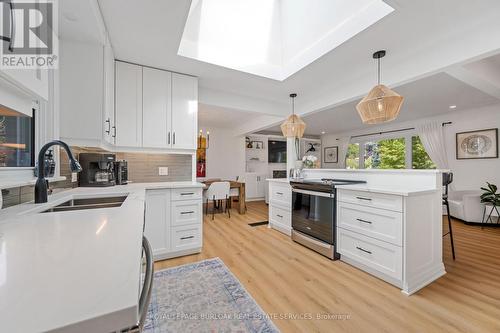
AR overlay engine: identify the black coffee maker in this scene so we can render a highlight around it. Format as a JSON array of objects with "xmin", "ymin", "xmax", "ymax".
[{"xmin": 78, "ymin": 153, "xmax": 116, "ymax": 187}]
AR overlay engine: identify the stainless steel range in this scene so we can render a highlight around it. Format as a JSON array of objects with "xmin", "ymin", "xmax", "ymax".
[{"xmin": 289, "ymin": 178, "xmax": 366, "ymax": 259}]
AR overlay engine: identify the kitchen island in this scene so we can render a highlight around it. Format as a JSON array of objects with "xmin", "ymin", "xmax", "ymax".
[
  {"xmin": 0, "ymin": 181, "xmax": 203, "ymax": 333},
  {"xmin": 268, "ymin": 169, "xmax": 445, "ymax": 295}
]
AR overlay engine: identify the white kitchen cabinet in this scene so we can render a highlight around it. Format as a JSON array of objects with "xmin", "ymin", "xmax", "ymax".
[
  {"xmin": 144, "ymin": 189, "xmax": 171, "ymax": 257},
  {"xmin": 60, "ymin": 40, "xmax": 104, "ymax": 145},
  {"xmin": 142, "ymin": 67, "xmax": 172, "ymax": 148},
  {"xmin": 103, "ymin": 37, "xmax": 115, "ymax": 144},
  {"xmin": 115, "ymin": 61, "xmax": 143, "ymax": 147},
  {"xmin": 144, "ymin": 187, "xmax": 202, "ymax": 261},
  {"xmin": 268, "ymin": 180, "xmax": 292, "ymax": 235},
  {"xmin": 171, "ymin": 73, "xmax": 198, "ymax": 149},
  {"xmin": 245, "ymin": 173, "xmax": 267, "ymax": 200}
]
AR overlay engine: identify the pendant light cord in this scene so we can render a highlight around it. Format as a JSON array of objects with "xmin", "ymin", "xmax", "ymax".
[{"xmin": 378, "ymin": 57, "xmax": 381, "ymax": 85}]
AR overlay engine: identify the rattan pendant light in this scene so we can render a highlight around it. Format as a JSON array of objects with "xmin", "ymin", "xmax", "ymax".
[
  {"xmin": 356, "ymin": 50, "xmax": 404, "ymax": 124},
  {"xmin": 281, "ymin": 93, "xmax": 306, "ymax": 138}
]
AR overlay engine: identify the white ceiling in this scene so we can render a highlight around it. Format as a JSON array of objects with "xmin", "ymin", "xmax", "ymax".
[
  {"xmin": 97, "ymin": 0, "xmax": 500, "ymax": 111},
  {"xmin": 198, "ymin": 104, "xmax": 258, "ymax": 129},
  {"xmin": 178, "ymin": 0, "xmax": 393, "ymax": 80},
  {"xmin": 58, "ymin": 0, "xmax": 106, "ymax": 43},
  {"xmin": 262, "ymin": 73, "xmax": 500, "ymax": 135}
]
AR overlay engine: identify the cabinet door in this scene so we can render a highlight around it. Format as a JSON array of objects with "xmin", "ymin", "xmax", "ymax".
[
  {"xmin": 142, "ymin": 67, "xmax": 172, "ymax": 148},
  {"xmin": 144, "ymin": 189, "xmax": 171, "ymax": 258},
  {"xmin": 256, "ymin": 174, "xmax": 266, "ymax": 198},
  {"xmin": 59, "ymin": 40, "xmax": 103, "ymax": 144},
  {"xmin": 103, "ymin": 38, "xmax": 115, "ymax": 144},
  {"xmin": 245, "ymin": 173, "xmax": 258, "ymax": 199},
  {"xmin": 171, "ymin": 73, "xmax": 197, "ymax": 149},
  {"xmin": 115, "ymin": 61, "xmax": 143, "ymax": 147}
]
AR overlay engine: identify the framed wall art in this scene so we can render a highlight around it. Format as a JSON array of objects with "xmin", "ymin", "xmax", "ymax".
[
  {"xmin": 456, "ymin": 128, "xmax": 498, "ymax": 160},
  {"xmin": 324, "ymin": 146, "xmax": 339, "ymax": 163}
]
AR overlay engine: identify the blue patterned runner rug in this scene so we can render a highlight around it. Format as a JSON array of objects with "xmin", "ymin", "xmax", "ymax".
[{"xmin": 144, "ymin": 257, "xmax": 280, "ymax": 333}]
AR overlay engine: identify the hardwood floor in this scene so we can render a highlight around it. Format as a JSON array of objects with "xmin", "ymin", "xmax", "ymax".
[{"xmin": 155, "ymin": 201, "xmax": 500, "ymax": 333}]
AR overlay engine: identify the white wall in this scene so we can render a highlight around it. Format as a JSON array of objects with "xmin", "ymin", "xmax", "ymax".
[
  {"xmin": 321, "ymin": 104, "xmax": 500, "ymax": 191},
  {"xmin": 198, "ymin": 127, "xmax": 246, "ymax": 181}
]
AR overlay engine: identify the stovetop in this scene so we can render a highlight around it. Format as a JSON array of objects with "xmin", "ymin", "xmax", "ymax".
[{"xmin": 290, "ymin": 178, "xmax": 367, "ymax": 193}]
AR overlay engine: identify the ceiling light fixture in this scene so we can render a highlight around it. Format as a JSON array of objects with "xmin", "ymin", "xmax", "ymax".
[
  {"xmin": 281, "ymin": 93, "xmax": 306, "ymax": 138},
  {"xmin": 356, "ymin": 50, "xmax": 404, "ymax": 124},
  {"xmin": 449, "ymin": 105, "xmax": 457, "ymax": 109}
]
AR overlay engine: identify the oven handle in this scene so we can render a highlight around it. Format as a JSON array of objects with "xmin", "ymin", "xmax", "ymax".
[{"xmin": 292, "ymin": 188, "xmax": 334, "ymax": 198}]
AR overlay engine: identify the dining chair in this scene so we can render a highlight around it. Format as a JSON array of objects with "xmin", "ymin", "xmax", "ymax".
[
  {"xmin": 203, "ymin": 181, "xmax": 231, "ymax": 220},
  {"xmin": 443, "ymin": 172, "xmax": 456, "ymax": 260}
]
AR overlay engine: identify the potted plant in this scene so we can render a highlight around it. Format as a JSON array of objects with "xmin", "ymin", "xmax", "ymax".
[
  {"xmin": 302, "ymin": 155, "xmax": 318, "ymax": 169},
  {"xmin": 480, "ymin": 182, "xmax": 500, "ymax": 206}
]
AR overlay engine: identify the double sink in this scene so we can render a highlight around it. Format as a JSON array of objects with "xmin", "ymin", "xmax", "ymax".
[{"xmin": 41, "ymin": 196, "xmax": 128, "ymax": 213}]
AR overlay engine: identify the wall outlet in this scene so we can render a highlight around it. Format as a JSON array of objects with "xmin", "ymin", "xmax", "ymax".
[
  {"xmin": 71, "ymin": 173, "xmax": 78, "ymax": 183},
  {"xmin": 158, "ymin": 167, "xmax": 169, "ymax": 176}
]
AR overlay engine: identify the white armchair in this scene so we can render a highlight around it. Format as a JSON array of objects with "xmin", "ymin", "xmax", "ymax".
[{"xmin": 447, "ymin": 191, "xmax": 484, "ymax": 223}]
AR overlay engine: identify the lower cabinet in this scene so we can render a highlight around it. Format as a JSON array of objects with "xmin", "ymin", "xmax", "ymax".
[
  {"xmin": 268, "ymin": 181, "xmax": 292, "ymax": 236},
  {"xmin": 144, "ymin": 187, "xmax": 202, "ymax": 261}
]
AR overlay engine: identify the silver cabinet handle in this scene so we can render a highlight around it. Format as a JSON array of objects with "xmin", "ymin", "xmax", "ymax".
[
  {"xmin": 112, "ymin": 126, "xmax": 116, "ymax": 138},
  {"xmin": 181, "ymin": 236, "xmax": 194, "ymax": 240},
  {"xmin": 8, "ymin": 1, "xmax": 14, "ymax": 52},
  {"xmin": 181, "ymin": 211, "xmax": 194, "ymax": 215},
  {"xmin": 276, "ymin": 192, "xmax": 283, "ymax": 195},
  {"xmin": 356, "ymin": 196, "xmax": 372, "ymax": 201},
  {"xmin": 168, "ymin": 132, "xmax": 171, "ymax": 145},
  {"xmin": 356, "ymin": 218, "xmax": 373, "ymax": 224},
  {"xmin": 181, "ymin": 192, "xmax": 194, "ymax": 196},
  {"xmin": 356, "ymin": 246, "xmax": 372, "ymax": 254},
  {"xmin": 105, "ymin": 119, "xmax": 111, "ymax": 134},
  {"xmin": 173, "ymin": 132, "xmax": 176, "ymax": 145},
  {"xmin": 134, "ymin": 236, "xmax": 154, "ymax": 332},
  {"xmin": 276, "ymin": 214, "xmax": 283, "ymax": 218}
]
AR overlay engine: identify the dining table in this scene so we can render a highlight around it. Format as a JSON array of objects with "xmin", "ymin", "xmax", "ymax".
[{"xmin": 202, "ymin": 179, "xmax": 246, "ymax": 214}]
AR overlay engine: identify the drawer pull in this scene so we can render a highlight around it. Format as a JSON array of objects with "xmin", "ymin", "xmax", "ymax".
[
  {"xmin": 276, "ymin": 214, "xmax": 283, "ymax": 218},
  {"xmin": 276, "ymin": 192, "xmax": 284, "ymax": 195},
  {"xmin": 181, "ymin": 211, "xmax": 195, "ymax": 215},
  {"xmin": 356, "ymin": 196, "xmax": 372, "ymax": 201},
  {"xmin": 181, "ymin": 192, "xmax": 195, "ymax": 196},
  {"xmin": 356, "ymin": 246, "xmax": 372, "ymax": 254},
  {"xmin": 356, "ymin": 218, "xmax": 373, "ymax": 224},
  {"xmin": 180, "ymin": 236, "xmax": 195, "ymax": 240}
]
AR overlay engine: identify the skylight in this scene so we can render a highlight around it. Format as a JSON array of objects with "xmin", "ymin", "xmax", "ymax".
[{"xmin": 178, "ymin": 0, "xmax": 394, "ymax": 81}]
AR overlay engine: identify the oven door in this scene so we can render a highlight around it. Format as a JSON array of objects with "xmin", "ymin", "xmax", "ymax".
[{"xmin": 292, "ymin": 189, "xmax": 335, "ymax": 244}]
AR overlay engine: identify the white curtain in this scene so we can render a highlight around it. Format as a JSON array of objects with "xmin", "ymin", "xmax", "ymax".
[
  {"xmin": 416, "ymin": 121, "xmax": 449, "ymax": 169},
  {"xmin": 337, "ymin": 137, "xmax": 351, "ymax": 169}
]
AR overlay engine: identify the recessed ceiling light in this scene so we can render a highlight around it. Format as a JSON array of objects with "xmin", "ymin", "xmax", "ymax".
[
  {"xmin": 321, "ymin": 131, "xmax": 326, "ymax": 135},
  {"xmin": 449, "ymin": 105, "xmax": 457, "ymax": 109}
]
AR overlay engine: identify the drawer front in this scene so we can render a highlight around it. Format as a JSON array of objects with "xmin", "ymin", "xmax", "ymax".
[
  {"xmin": 269, "ymin": 204, "xmax": 291, "ymax": 228},
  {"xmin": 338, "ymin": 228, "xmax": 402, "ymax": 281},
  {"xmin": 171, "ymin": 188, "xmax": 202, "ymax": 201},
  {"xmin": 171, "ymin": 225, "xmax": 202, "ymax": 252},
  {"xmin": 338, "ymin": 189, "xmax": 403, "ymax": 212},
  {"xmin": 338, "ymin": 202, "xmax": 403, "ymax": 246},
  {"xmin": 270, "ymin": 183, "xmax": 291, "ymax": 207},
  {"xmin": 172, "ymin": 200, "xmax": 202, "ymax": 227}
]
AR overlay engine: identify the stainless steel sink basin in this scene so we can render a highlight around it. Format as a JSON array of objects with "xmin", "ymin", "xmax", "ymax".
[{"xmin": 41, "ymin": 196, "xmax": 127, "ymax": 213}]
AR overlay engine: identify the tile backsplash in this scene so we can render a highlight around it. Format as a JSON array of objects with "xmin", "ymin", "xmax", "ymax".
[
  {"xmin": 1, "ymin": 147, "xmax": 193, "ymax": 208},
  {"xmin": 59, "ymin": 147, "xmax": 193, "ymax": 188}
]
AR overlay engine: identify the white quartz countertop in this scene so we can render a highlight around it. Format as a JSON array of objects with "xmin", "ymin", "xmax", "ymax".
[
  {"xmin": 0, "ymin": 181, "xmax": 203, "ymax": 333},
  {"xmin": 267, "ymin": 178, "xmax": 437, "ymax": 196}
]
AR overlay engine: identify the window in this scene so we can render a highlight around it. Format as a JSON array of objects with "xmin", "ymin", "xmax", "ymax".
[
  {"xmin": 412, "ymin": 136, "xmax": 436, "ymax": 169},
  {"xmin": 0, "ymin": 106, "xmax": 34, "ymax": 168},
  {"xmin": 350, "ymin": 134, "xmax": 436, "ymax": 170},
  {"xmin": 364, "ymin": 138, "xmax": 406, "ymax": 169},
  {"xmin": 345, "ymin": 143, "xmax": 359, "ymax": 169}
]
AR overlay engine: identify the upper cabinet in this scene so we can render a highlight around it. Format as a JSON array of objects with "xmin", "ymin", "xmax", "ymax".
[
  {"xmin": 115, "ymin": 62, "xmax": 143, "ymax": 147},
  {"xmin": 142, "ymin": 67, "xmax": 172, "ymax": 148},
  {"xmin": 114, "ymin": 61, "xmax": 198, "ymax": 150},
  {"xmin": 103, "ymin": 37, "xmax": 115, "ymax": 145},
  {"xmin": 171, "ymin": 73, "xmax": 198, "ymax": 150},
  {"xmin": 59, "ymin": 40, "xmax": 104, "ymax": 145}
]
